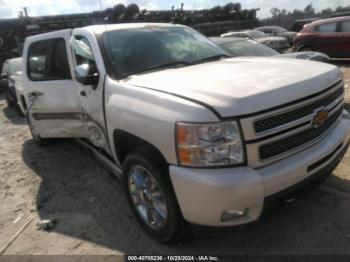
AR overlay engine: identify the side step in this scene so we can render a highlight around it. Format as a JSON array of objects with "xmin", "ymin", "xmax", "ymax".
[{"xmin": 73, "ymin": 138, "xmax": 122, "ymax": 180}]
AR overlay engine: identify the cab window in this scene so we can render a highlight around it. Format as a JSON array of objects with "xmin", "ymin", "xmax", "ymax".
[
  {"xmin": 46, "ymin": 38, "xmax": 71, "ymax": 80},
  {"xmin": 71, "ymin": 35, "xmax": 96, "ymax": 67},
  {"xmin": 28, "ymin": 38, "xmax": 71, "ymax": 81},
  {"xmin": 315, "ymin": 22, "xmax": 338, "ymax": 33},
  {"xmin": 1, "ymin": 62, "xmax": 9, "ymax": 76}
]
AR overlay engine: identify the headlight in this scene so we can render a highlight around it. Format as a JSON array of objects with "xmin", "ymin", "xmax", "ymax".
[{"xmin": 176, "ymin": 121, "xmax": 245, "ymax": 167}]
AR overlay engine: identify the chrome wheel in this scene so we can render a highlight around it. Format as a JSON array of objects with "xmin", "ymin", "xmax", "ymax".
[{"xmin": 128, "ymin": 166, "xmax": 168, "ymax": 230}]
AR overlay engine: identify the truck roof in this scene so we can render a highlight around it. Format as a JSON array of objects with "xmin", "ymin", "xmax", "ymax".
[
  {"xmin": 83, "ymin": 23, "xmax": 185, "ymax": 34},
  {"xmin": 25, "ymin": 23, "xmax": 186, "ymax": 42}
]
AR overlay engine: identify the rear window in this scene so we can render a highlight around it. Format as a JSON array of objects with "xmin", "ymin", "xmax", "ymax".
[{"xmin": 315, "ymin": 22, "xmax": 337, "ymax": 33}]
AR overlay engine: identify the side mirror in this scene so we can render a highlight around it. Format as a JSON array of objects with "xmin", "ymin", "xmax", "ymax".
[{"xmin": 74, "ymin": 64, "xmax": 99, "ymax": 87}]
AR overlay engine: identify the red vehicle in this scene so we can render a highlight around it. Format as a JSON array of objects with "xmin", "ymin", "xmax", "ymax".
[{"xmin": 293, "ymin": 16, "xmax": 350, "ymax": 58}]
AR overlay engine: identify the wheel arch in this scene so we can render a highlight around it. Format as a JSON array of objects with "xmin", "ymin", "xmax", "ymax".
[
  {"xmin": 297, "ymin": 43, "xmax": 315, "ymax": 51},
  {"xmin": 113, "ymin": 129, "xmax": 169, "ymax": 166}
]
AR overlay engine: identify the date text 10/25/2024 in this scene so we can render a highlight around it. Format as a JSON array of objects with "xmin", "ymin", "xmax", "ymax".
[{"xmin": 127, "ymin": 256, "xmax": 220, "ymax": 261}]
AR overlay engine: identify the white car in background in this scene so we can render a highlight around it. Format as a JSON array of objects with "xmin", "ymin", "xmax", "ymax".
[
  {"xmin": 255, "ymin": 26, "xmax": 297, "ymax": 45},
  {"xmin": 221, "ymin": 30, "xmax": 289, "ymax": 51},
  {"xmin": 0, "ymin": 57, "xmax": 26, "ymax": 115},
  {"xmin": 211, "ymin": 37, "xmax": 331, "ymax": 63}
]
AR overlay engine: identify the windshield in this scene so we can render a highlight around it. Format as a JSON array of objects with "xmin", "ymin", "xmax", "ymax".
[
  {"xmin": 274, "ymin": 26, "xmax": 287, "ymax": 33},
  {"xmin": 249, "ymin": 31, "xmax": 268, "ymax": 39},
  {"xmin": 102, "ymin": 26, "xmax": 227, "ymax": 78},
  {"xmin": 219, "ymin": 39, "xmax": 278, "ymax": 57}
]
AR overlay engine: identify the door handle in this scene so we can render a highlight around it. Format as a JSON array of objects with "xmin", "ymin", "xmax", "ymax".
[
  {"xmin": 28, "ymin": 91, "xmax": 44, "ymax": 97},
  {"xmin": 80, "ymin": 90, "xmax": 87, "ymax": 97}
]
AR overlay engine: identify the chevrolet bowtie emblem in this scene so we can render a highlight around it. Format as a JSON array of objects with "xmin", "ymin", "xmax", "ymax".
[{"xmin": 312, "ymin": 110, "xmax": 329, "ymax": 128}]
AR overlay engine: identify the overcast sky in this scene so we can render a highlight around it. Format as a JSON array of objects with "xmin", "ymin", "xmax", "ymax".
[{"xmin": 0, "ymin": 0, "xmax": 349, "ymax": 19}]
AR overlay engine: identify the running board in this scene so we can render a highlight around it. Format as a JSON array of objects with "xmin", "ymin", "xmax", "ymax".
[{"xmin": 74, "ymin": 138, "xmax": 122, "ymax": 180}]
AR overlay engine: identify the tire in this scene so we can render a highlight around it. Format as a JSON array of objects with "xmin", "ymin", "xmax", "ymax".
[
  {"xmin": 15, "ymin": 104, "xmax": 24, "ymax": 117},
  {"xmin": 26, "ymin": 112, "xmax": 53, "ymax": 146},
  {"xmin": 6, "ymin": 96, "xmax": 14, "ymax": 107},
  {"xmin": 122, "ymin": 147, "xmax": 188, "ymax": 242}
]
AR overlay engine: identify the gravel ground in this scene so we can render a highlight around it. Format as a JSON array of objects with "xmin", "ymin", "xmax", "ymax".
[{"xmin": 0, "ymin": 65, "xmax": 350, "ymax": 256}]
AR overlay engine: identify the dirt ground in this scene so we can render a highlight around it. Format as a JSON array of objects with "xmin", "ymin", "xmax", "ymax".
[{"xmin": 0, "ymin": 64, "xmax": 350, "ymax": 256}]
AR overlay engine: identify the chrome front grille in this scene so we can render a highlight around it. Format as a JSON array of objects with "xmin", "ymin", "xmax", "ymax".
[
  {"xmin": 259, "ymin": 107, "xmax": 343, "ymax": 160},
  {"xmin": 240, "ymin": 80, "xmax": 345, "ymax": 168},
  {"xmin": 254, "ymin": 87, "xmax": 344, "ymax": 134}
]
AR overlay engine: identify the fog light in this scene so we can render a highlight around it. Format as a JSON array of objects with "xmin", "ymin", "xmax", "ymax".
[{"xmin": 221, "ymin": 208, "xmax": 248, "ymax": 222}]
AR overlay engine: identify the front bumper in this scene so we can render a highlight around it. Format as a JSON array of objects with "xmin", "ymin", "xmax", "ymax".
[{"xmin": 169, "ymin": 112, "xmax": 350, "ymax": 227}]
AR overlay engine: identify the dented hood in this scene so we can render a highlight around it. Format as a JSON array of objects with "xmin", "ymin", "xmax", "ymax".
[{"xmin": 123, "ymin": 57, "xmax": 341, "ymax": 118}]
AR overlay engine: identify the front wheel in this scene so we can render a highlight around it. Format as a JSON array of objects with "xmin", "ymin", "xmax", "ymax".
[
  {"xmin": 5, "ymin": 96, "xmax": 14, "ymax": 107},
  {"xmin": 123, "ymin": 147, "xmax": 188, "ymax": 242}
]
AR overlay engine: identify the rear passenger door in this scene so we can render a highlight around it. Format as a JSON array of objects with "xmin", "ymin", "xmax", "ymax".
[
  {"xmin": 339, "ymin": 20, "xmax": 350, "ymax": 57},
  {"xmin": 23, "ymin": 30, "xmax": 86, "ymax": 138},
  {"xmin": 313, "ymin": 22, "xmax": 341, "ymax": 57}
]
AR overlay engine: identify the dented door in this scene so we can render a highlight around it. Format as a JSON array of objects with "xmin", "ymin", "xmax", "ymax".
[
  {"xmin": 70, "ymin": 29, "xmax": 110, "ymax": 152},
  {"xmin": 24, "ymin": 29, "xmax": 86, "ymax": 138}
]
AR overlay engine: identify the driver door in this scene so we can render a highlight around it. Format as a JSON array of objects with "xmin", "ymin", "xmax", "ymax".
[{"xmin": 24, "ymin": 30, "xmax": 86, "ymax": 138}]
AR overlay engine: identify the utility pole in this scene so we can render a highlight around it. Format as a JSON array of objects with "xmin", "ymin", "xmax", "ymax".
[{"xmin": 23, "ymin": 7, "xmax": 29, "ymax": 17}]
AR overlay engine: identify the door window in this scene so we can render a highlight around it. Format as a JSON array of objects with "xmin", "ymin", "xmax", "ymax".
[
  {"xmin": 46, "ymin": 38, "xmax": 71, "ymax": 80},
  {"xmin": 1, "ymin": 62, "xmax": 9, "ymax": 75},
  {"xmin": 315, "ymin": 22, "xmax": 337, "ymax": 33},
  {"xmin": 71, "ymin": 36, "xmax": 96, "ymax": 66},
  {"xmin": 27, "ymin": 40, "xmax": 48, "ymax": 81},
  {"xmin": 262, "ymin": 28, "xmax": 273, "ymax": 34},
  {"xmin": 341, "ymin": 21, "xmax": 350, "ymax": 32},
  {"xmin": 27, "ymin": 38, "xmax": 71, "ymax": 81}
]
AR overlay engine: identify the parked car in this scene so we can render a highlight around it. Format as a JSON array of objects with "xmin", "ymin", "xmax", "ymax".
[
  {"xmin": 291, "ymin": 18, "xmax": 320, "ymax": 32},
  {"xmin": 293, "ymin": 16, "xmax": 350, "ymax": 58},
  {"xmin": 211, "ymin": 37, "xmax": 331, "ymax": 63},
  {"xmin": 255, "ymin": 26, "xmax": 297, "ymax": 45},
  {"xmin": 23, "ymin": 23, "xmax": 350, "ymax": 242},
  {"xmin": 0, "ymin": 57, "xmax": 26, "ymax": 115},
  {"xmin": 221, "ymin": 30, "xmax": 289, "ymax": 51}
]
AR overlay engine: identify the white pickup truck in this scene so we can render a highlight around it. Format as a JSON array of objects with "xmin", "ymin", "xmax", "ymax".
[{"xmin": 22, "ymin": 23, "xmax": 350, "ymax": 242}]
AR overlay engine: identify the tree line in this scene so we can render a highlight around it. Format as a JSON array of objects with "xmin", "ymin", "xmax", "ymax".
[{"xmin": 261, "ymin": 3, "xmax": 350, "ymax": 30}]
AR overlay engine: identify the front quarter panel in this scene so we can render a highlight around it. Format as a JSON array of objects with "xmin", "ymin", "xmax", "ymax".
[{"xmin": 104, "ymin": 76, "xmax": 219, "ymax": 166}]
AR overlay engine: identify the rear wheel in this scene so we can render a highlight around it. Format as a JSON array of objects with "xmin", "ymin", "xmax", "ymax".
[{"xmin": 123, "ymin": 147, "xmax": 188, "ymax": 242}]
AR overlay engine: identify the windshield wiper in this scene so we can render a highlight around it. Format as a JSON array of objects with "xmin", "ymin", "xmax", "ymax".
[
  {"xmin": 123, "ymin": 61, "xmax": 193, "ymax": 78},
  {"xmin": 193, "ymin": 54, "xmax": 231, "ymax": 65}
]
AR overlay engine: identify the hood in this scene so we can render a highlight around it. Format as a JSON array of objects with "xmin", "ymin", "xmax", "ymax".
[
  {"xmin": 275, "ymin": 51, "xmax": 331, "ymax": 62},
  {"xmin": 258, "ymin": 36, "xmax": 287, "ymax": 43},
  {"xmin": 122, "ymin": 57, "xmax": 341, "ymax": 118},
  {"xmin": 283, "ymin": 31, "xmax": 297, "ymax": 36}
]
